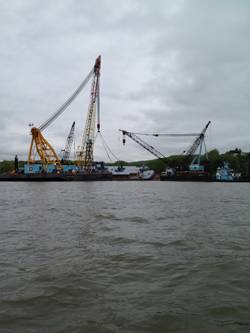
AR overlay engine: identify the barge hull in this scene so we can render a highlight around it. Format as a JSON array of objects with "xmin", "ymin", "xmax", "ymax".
[
  {"xmin": 160, "ymin": 175, "xmax": 250, "ymax": 182},
  {"xmin": 0, "ymin": 173, "xmax": 112, "ymax": 181}
]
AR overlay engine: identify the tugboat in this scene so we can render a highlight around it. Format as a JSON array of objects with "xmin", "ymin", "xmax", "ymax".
[{"xmin": 216, "ymin": 162, "xmax": 234, "ymax": 181}]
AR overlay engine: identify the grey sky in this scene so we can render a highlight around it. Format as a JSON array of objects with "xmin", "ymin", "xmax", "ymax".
[{"xmin": 0, "ymin": 0, "xmax": 249, "ymax": 162}]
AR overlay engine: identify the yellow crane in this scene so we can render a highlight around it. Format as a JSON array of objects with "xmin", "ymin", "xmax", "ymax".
[{"xmin": 27, "ymin": 56, "xmax": 101, "ymax": 171}]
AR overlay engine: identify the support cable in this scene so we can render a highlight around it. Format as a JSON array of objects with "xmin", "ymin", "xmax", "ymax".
[
  {"xmin": 100, "ymin": 133, "xmax": 120, "ymax": 161},
  {"xmin": 39, "ymin": 69, "xmax": 94, "ymax": 131},
  {"xmin": 130, "ymin": 132, "xmax": 200, "ymax": 137},
  {"xmin": 93, "ymin": 132, "xmax": 112, "ymax": 161}
]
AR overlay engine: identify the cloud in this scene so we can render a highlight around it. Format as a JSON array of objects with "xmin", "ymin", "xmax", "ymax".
[{"xmin": 0, "ymin": 0, "xmax": 249, "ymax": 162}]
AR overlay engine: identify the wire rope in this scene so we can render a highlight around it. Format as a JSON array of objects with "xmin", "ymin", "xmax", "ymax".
[{"xmin": 39, "ymin": 69, "xmax": 94, "ymax": 131}]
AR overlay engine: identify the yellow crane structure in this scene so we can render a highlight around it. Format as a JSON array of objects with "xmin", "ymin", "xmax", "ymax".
[
  {"xmin": 28, "ymin": 127, "xmax": 61, "ymax": 168},
  {"xmin": 27, "ymin": 56, "xmax": 101, "ymax": 172}
]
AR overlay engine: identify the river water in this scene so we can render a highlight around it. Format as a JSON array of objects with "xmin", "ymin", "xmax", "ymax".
[{"xmin": 0, "ymin": 182, "xmax": 250, "ymax": 332}]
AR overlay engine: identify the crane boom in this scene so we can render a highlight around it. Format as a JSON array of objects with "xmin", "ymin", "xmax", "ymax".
[
  {"xmin": 184, "ymin": 121, "xmax": 211, "ymax": 156},
  {"xmin": 120, "ymin": 129, "xmax": 168, "ymax": 164},
  {"xmin": 77, "ymin": 56, "xmax": 101, "ymax": 171},
  {"xmin": 62, "ymin": 121, "xmax": 75, "ymax": 161}
]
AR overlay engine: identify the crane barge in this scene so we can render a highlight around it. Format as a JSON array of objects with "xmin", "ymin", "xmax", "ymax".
[
  {"xmin": 120, "ymin": 122, "xmax": 212, "ymax": 181},
  {"xmin": 0, "ymin": 56, "xmax": 111, "ymax": 181},
  {"xmin": 161, "ymin": 121, "xmax": 212, "ymax": 180}
]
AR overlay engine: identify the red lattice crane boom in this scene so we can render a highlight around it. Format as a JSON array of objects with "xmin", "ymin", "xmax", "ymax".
[{"xmin": 76, "ymin": 56, "xmax": 101, "ymax": 171}]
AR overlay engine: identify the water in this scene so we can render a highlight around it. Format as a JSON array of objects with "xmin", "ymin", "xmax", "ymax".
[{"xmin": 0, "ymin": 182, "xmax": 250, "ymax": 332}]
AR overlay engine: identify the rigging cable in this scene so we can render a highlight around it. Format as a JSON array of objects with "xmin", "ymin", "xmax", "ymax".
[
  {"xmin": 99, "ymin": 132, "xmax": 120, "ymax": 162},
  {"xmin": 39, "ymin": 69, "xmax": 94, "ymax": 131},
  {"xmin": 93, "ymin": 132, "xmax": 112, "ymax": 161},
  {"xmin": 129, "ymin": 132, "xmax": 200, "ymax": 137}
]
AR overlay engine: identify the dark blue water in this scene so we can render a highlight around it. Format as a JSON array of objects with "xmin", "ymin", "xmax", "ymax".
[{"xmin": 0, "ymin": 182, "xmax": 250, "ymax": 332}]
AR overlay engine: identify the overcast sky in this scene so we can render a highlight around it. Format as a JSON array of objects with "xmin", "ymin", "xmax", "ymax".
[{"xmin": 0, "ymin": 0, "xmax": 249, "ymax": 162}]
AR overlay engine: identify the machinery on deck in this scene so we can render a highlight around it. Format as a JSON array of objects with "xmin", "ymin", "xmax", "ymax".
[{"xmin": 27, "ymin": 56, "xmax": 101, "ymax": 173}]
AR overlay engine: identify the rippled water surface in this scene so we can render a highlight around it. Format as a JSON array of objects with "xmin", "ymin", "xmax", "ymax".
[{"xmin": 0, "ymin": 182, "xmax": 250, "ymax": 332}]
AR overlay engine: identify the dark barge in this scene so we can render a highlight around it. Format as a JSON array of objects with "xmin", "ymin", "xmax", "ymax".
[
  {"xmin": 160, "ymin": 170, "xmax": 211, "ymax": 181},
  {"xmin": 160, "ymin": 173, "xmax": 250, "ymax": 182},
  {"xmin": 0, "ymin": 172, "xmax": 112, "ymax": 181}
]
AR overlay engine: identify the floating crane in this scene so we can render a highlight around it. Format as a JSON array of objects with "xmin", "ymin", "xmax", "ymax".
[
  {"xmin": 120, "ymin": 123, "xmax": 211, "ymax": 181},
  {"xmin": 61, "ymin": 121, "xmax": 75, "ymax": 162},
  {"xmin": 28, "ymin": 56, "xmax": 101, "ymax": 171}
]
